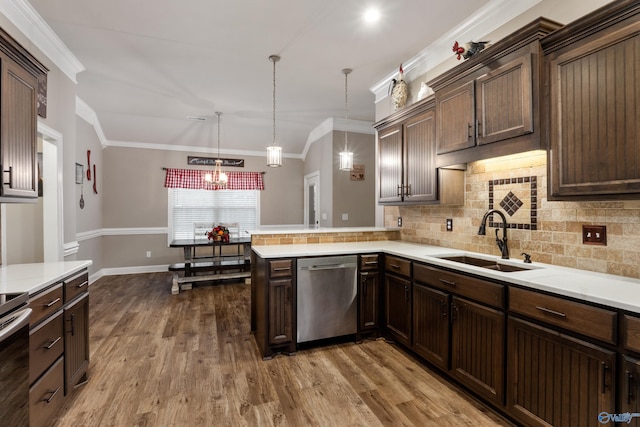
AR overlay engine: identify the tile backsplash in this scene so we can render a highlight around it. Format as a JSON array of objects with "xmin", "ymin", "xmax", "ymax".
[
  {"xmin": 384, "ymin": 151, "xmax": 640, "ymax": 279},
  {"xmin": 251, "ymin": 230, "xmax": 400, "ymax": 246}
]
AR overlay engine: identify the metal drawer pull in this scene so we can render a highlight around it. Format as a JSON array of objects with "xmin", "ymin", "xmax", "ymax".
[
  {"xmin": 45, "ymin": 336, "xmax": 62, "ymax": 349},
  {"xmin": 44, "ymin": 298, "xmax": 61, "ymax": 308},
  {"xmin": 440, "ymin": 279, "xmax": 456, "ymax": 287},
  {"xmin": 364, "ymin": 261, "xmax": 378, "ymax": 265},
  {"xmin": 535, "ymin": 306, "xmax": 567, "ymax": 318},
  {"xmin": 361, "ymin": 272, "xmax": 369, "ymax": 276},
  {"xmin": 44, "ymin": 386, "xmax": 61, "ymax": 403},
  {"xmin": 76, "ymin": 281, "xmax": 88, "ymax": 288},
  {"xmin": 273, "ymin": 267, "xmax": 290, "ymax": 271},
  {"xmin": 390, "ymin": 264, "xmax": 401, "ymax": 269},
  {"xmin": 602, "ymin": 362, "xmax": 609, "ymax": 394}
]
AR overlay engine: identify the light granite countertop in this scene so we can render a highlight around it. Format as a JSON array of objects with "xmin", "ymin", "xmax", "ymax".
[
  {"xmin": 0, "ymin": 260, "xmax": 93, "ymax": 296},
  {"xmin": 252, "ymin": 241, "xmax": 640, "ymax": 314},
  {"xmin": 247, "ymin": 226, "xmax": 398, "ymax": 235}
]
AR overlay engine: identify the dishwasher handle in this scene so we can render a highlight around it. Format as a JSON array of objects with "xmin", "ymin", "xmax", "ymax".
[{"xmin": 301, "ymin": 263, "xmax": 355, "ymax": 271}]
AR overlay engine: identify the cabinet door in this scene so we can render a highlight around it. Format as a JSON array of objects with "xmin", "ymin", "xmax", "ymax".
[
  {"xmin": 476, "ymin": 54, "xmax": 533, "ymax": 145},
  {"xmin": 384, "ymin": 274, "xmax": 411, "ymax": 347},
  {"xmin": 547, "ymin": 24, "xmax": 640, "ymax": 197},
  {"xmin": 378, "ymin": 124, "xmax": 403, "ymax": 203},
  {"xmin": 64, "ymin": 293, "xmax": 89, "ymax": 393},
  {"xmin": 451, "ymin": 296, "xmax": 504, "ymax": 406},
  {"xmin": 620, "ymin": 356, "xmax": 640, "ymax": 427},
  {"xmin": 359, "ymin": 271, "xmax": 379, "ymax": 332},
  {"xmin": 507, "ymin": 317, "xmax": 615, "ymax": 427},
  {"xmin": 0, "ymin": 57, "xmax": 38, "ymax": 198},
  {"xmin": 413, "ymin": 283, "xmax": 449, "ymax": 370},
  {"xmin": 436, "ymin": 80, "xmax": 475, "ymax": 154},
  {"xmin": 268, "ymin": 278, "xmax": 293, "ymax": 346},
  {"xmin": 404, "ymin": 109, "xmax": 437, "ymax": 202}
]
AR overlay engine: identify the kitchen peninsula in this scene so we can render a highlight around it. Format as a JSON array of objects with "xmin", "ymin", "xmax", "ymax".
[{"xmin": 251, "ymin": 239, "xmax": 640, "ymax": 425}]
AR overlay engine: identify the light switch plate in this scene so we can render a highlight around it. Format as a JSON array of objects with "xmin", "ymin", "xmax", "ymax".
[
  {"xmin": 446, "ymin": 219, "xmax": 453, "ymax": 231},
  {"xmin": 341, "ymin": 213, "xmax": 349, "ymax": 221},
  {"xmin": 583, "ymin": 225, "xmax": 607, "ymax": 245}
]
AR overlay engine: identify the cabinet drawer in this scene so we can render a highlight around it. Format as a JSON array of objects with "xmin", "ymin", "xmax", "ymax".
[
  {"xmin": 625, "ymin": 315, "xmax": 640, "ymax": 353},
  {"xmin": 269, "ymin": 259, "xmax": 293, "ymax": 278},
  {"xmin": 360, "ymin": 254, "xmax": 379, "ymax": 271},
  {"xmin": 415, "ymin": 263, "xmax": 504, "ymax": 309},
  {"xmin": 385, "ymin": 256, "xmax": 411, "ymax": 278},
  {"xmin": 29, "ymin": 356, "xmax": 64, "ymax": 427},
  {"xmin": 29, "ymin": 311, "xmax": 64, "ymax": 384},
  {"xmin": 509, "ymin": 287, "xmax": 617, "ymax": 344},
  {"xmin": 29, "ymin": 285, "xmax": 63, "ymax": 327},
  {"xmin": 64, "ymin": 270, "xmax": 89, "ymax": 303}
]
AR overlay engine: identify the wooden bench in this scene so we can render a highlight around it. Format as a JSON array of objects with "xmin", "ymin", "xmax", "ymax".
[{"xmin": 168, "ymin": 259, "xmax": 250, "ymax": 294}]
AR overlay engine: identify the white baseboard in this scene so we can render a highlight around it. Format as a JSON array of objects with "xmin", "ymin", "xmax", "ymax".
[{"xmin": 91, "ymin": 265, "xmax": 169, "ymax": 283}]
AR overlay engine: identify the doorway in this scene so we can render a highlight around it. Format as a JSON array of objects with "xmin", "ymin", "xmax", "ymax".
[{"xmin": 304, "ymin": 172, "xmax": 320, "ymax": 228}]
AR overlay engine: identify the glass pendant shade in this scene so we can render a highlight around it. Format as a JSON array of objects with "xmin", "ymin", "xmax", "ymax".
[
  {"xmin": 207, "ymin": 112, "xmax": 228, "ymax": 186},
  {"xmin": 339, "ymin": 150, "xmax": 354, "ymax": 171},
  {"xmin": 267, "ymin": 55, "xmax": 283, "ymax": 167},
  {"xmin": 267, "ymin": 145, "xmax": 282, "ymax": 168}
]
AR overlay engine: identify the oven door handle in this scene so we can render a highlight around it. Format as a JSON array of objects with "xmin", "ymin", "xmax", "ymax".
[{"xmin": 0, "ymin": 308, "xmax": 32, "ymax": 343}]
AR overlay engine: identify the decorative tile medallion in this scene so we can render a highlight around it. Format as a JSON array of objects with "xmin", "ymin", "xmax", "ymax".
[{"xmin": 488, "ymin": 176, "xmax": 537, "ymax": 230}]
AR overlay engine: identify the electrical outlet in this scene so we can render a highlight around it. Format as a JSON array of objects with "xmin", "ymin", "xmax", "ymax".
[
  {"xmin": 342, "ymin": 213, "xmax": 349, "ymax": 221},
  {"xmin": 583, "ymin": 225, "xmax": 607, "ymax": 246},
  {"xmin": 397, "ymin": 217, "xmax": 402, "ymax": 227},
  {"xmin": 446, "ymin": 218, "xmax": 453, "ymax": 231},
  {"xmin": 146, "ymin": 251, "xmax": 151, "ymax": 258}
]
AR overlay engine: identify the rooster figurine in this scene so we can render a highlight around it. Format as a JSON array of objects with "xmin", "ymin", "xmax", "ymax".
[
  {"xmin": 389, "ymin": 64, "xmax": 409, "ymax": 111},
  {"xmin": 452, "ymin": 40, "xmax": 490, "ymax": 60}
]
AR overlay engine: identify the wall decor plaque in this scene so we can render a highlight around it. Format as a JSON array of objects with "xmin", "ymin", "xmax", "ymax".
[
  {"xmin": 350, "ymin": 164, "xmax": 365, "ymax": 181},
  {"xmin": 187, "ymin": 156, "xmax": 244, "ymax": 167}
]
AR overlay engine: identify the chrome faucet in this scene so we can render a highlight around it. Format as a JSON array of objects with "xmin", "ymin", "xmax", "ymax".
[{"xmin": 478, "ymin": 209, "xmax": 509, "ymax": 259}]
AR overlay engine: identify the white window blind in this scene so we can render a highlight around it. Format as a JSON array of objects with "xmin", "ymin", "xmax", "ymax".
[{"xmin": 169, "ymin": 188, "xmax": 258, "ymax": 240}]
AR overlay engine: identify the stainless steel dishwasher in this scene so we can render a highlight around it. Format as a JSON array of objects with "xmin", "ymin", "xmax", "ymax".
[{"xmin": 297, "ymin": 255, "xmax": 358, "ymax": 343}]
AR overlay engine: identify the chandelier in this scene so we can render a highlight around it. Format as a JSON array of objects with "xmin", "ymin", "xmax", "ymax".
[
  {"xmin": 204, "ymin": 112, "xmax": 228, "ymax": 186},
  {"xmin": 339, "ymin": 68, "xmax": 354, "ymax": 171}
]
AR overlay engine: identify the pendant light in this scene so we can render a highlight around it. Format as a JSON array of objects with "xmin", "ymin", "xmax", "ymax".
[
  {"xmin": 205, "ymin": 112, "xmax": 228, "ymax": 186},
  {"xmin": 339, "ymin": 68, "xmax": 354, "ymax": 171},
  {"xmin": 267, "ymin": 54, "xmax": 283, "ymax": 167}
]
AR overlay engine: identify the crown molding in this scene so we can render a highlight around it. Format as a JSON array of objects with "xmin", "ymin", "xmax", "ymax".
[
  {"xmin": 76, "ymin": 96, "xmax": 109, "ymax": 146},
  {"xmin": 0, "ymin": 0, "xmax": 85, "ymax": 82},
  {"xmin": 369, "ymin": 0, "xmax": 542, "ymax": 102},
  {"xmin": 300, "ymin": 117, "xmax": 374, "ymax": 160}
]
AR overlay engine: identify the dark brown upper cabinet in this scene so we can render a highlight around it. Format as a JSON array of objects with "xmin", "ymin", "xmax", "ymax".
[
  {"xmin": 0, "ymin": 28, "xmax": 47, "ymax": 202},
  {"xmin": 430, "ymin": 18, "xmax": 562, "ymax": 167},
  {"xmin": 542, "ymin": 0, "xmax": 640, "ymax": 200}
]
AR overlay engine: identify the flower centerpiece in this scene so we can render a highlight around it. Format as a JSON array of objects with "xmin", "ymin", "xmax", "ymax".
[{"xmin": 206, "ymin": 225, "xmax": 230, "ymax": 242}]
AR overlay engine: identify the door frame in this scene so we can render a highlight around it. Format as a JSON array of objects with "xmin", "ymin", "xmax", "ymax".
[{"xmin": 303, "ymin": 171, "xmax": 320, "ymax": 228}]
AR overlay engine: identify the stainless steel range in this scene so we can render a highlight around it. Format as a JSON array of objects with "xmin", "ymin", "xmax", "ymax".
[{"xmin": 0, "ymin": 292, "xmax": 31, "ymax": 427}]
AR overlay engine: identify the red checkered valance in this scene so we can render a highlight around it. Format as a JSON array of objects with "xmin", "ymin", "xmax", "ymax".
[{"xmin": 163, "ymin": 168, "xmax": 265, "ymax": 190}]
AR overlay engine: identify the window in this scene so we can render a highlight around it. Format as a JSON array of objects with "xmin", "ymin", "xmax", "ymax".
[{"xmin": 168, "ymin": 188, "xmax": 259, "ymax": 241}]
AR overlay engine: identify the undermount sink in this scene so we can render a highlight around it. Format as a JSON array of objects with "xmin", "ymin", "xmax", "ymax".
[{"xmin": 435, "ymin": 255, "xmax": 537, "ymax": 273}]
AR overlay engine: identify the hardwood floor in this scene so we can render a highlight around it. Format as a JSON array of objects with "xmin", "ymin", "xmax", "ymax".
[{"xmin": 53, "ymin": 273, "xmax": 511, "ymax": 426}]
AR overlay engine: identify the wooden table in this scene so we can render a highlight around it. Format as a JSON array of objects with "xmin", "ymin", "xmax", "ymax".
[{"xmin": 169, "ymin": 237, "xmax": 252, "ymax": 294}]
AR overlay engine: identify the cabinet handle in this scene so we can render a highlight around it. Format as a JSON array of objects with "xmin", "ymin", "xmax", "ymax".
[
  {"xmin": 76, "ymin": 281, "xmax": 88, "ymax": 288},
  {"xmin": 476, "ymin": 120, "xmax": 482, "ymax": 137},
  {"xmin": 397, "ymin": 185, "xmax": 403, "ymax": 197},
  {"xmin": 467, "ymin": 123, "xmax": 472, "ymax": 139},
  {"xmin": 2, "ymin": 165, "xmax": 13, "ymax": 188},
  {"xmin": 602, "ymin": 362, "xmax": 608, "ymax": 394},
  {"xmin": 390, "ymin": 264, "xmax": 401, "ymax": 269},
  {"xmin": 44, "ymin": 298, "xmax": 61, "ymax": 308},
  {"xmin": 70, "ymin": 313, "xmax": 76, "ymax": 336},
  {"xmin": 43, "ymin": 386, "xmax": 61, "ymax": 404},
  {"xmin": 273, "ymin": 267, "xmax": 290, "ymax": 272},
  {"xmin": 441, "ymin": 300, "xmax": 447, "ymax": 318},
  {"xmin": 535, "ymin": 306, "xmax": 567, "ymax": 318},
  {"xmin": 405, "ymin": 184, "xmax": 411, "ymax": 197},
  {"xmin": 45, "ymin": 336, "xmax": 62, "ymax": 349},
  {"xmin": 440, "ymin": 279, "xmax": 456, "ymax": 287},
  {"xmin": 361, "ymin": 271, "xmax": 369, "ymax": 276},
  {"xmin": 364, "ymin": 261, "xmax": 378, "ymax": 265},
  {"xmin": 451, "ymin": 303, "xmax": 457, "ymax": 321},
  {"xmin": 404, "ymin": 285, "xmax": 409, "ymax": 302},
  {"xmin": 627, "ymin": 370, "xmax": 634, "ymax": 405}
]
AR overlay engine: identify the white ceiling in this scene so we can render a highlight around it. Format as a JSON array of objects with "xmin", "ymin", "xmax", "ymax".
[{"xmin": 28, "ymin": 0, "xmax": 499, "ymax": 157}]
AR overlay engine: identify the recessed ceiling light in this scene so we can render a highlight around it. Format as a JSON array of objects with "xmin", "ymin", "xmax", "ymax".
[{"xmin": 363, "ymin": 7, "xmax": 380, "ymax": 24}]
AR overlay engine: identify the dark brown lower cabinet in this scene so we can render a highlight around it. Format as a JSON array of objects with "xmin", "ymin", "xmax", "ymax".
[
  {"xmin": 384, "ymin": 274, "xmax": 412, "ymax": 347},
  {"xmin": 359, "ymin": 271, "xmax": 379, "ymax": 332},
  {"xmin": 412, "ymin": 283, "xmax": 449, "ymax": 370},
  {"xmin": 507, "ymin": 317, "xmax": 616, "ymax": 427},
  {"xmin": 451, "ymin": 296, "xmax": 504, "ymax": 406},
  {"xmin": 620, "ymin": 356, "xmax": 640, "ymax": 427},
  {"xmin": 268, "ymin": 278, "xmax": 293, "ymax": 346},
  {"xmin": 64, "ymin": 293, "xmax": 89, "ymax": 393}
]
